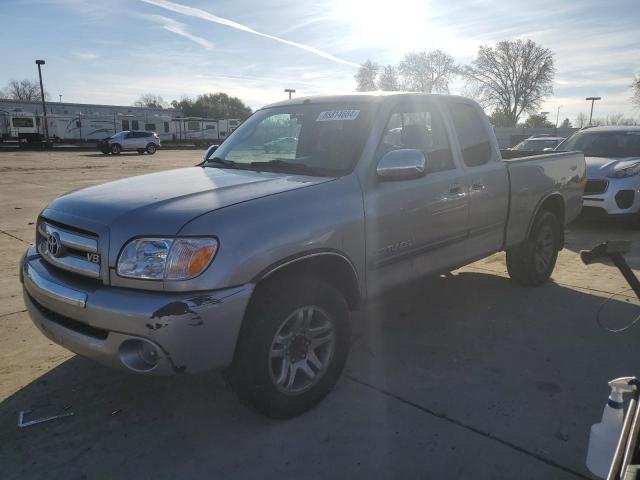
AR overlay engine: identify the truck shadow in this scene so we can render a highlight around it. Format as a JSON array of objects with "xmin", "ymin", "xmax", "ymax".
[{"xmin": 1, "ymin": 271, "xmax": 637, "ymax": 478}]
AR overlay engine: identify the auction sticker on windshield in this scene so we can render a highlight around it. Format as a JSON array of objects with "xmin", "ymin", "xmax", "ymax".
[{"xmin": 316, "ymin": 110, "xmax": 360, "ymax": 122}]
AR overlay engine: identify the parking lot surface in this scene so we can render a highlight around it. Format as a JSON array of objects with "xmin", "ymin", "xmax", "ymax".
[{"xmin": 1, "ymin": 150, "xmax": 639, "ymax": 479}]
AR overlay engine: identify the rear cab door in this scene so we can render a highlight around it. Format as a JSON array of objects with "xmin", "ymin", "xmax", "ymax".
[{"xmin": 445, "ymin": 100, "xmax": 509, "ymax": 259}]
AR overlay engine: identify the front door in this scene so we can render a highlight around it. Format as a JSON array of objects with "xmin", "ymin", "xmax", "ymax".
[{"xmin": 364, "ymin": 100, "xmax": 469, "ymax": 296}]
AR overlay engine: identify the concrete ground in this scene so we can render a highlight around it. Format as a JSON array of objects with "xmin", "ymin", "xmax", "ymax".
[{"xmin": 1, "ymin": 150, "xmax": 639, "ymax": 479}]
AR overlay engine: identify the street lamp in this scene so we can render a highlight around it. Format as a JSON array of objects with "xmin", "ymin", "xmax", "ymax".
[
  {"xmin": 555, "ymin": 105, "xmax": 563, "ymax": 128},
  {"xmin": 284, "ymin": 88, "xmax": 296, "ymax": 100},
  {"xmin": 59, "ymin": 94, "xmax": 62, "ymax": 103},
  {"xmin": 35, "ymin": 59, "xmax": 49, "ymax": 144},
  {"xmin": 586, "ymin": 97, "xmax": 602, "ymax": 126}
]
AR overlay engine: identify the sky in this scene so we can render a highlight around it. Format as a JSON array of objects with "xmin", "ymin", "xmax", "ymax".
[{"xmin": 2, "ymin": 0, "xmax": 639, "ymax": 123}]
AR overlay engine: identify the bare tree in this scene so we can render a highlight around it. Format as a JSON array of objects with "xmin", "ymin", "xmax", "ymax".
[
  {"xmin": 463, "ymin": 40, "xmax": 555, "ymax": 126},
  {"xmin": 354, "ymin": 60, "xmax": 379, "ymax": 92},
  {"xmin": 605, "ymin": 113, "xmax": 637, "ymax": 126},
  {"xmin": 377, "ymin": 65, "xmax": 400, "ymax": 91},
  {"xmin": 398, "ymin": 50, "xmax": 457, "ymax": 93},
  {"xmin": 132, "ymin": 94, "xmax": 166, "ymax": 109},
  {"xmin": 559, "ymin": 118, "xmax": 572, "ymax": 128},
  {"xmin": 2, "ymin": 79, "xmax": 49, "ymax": 101},
  {"xmin": 575, "ymin": 112, "xmax": 588, "ymax": 128},
  {"xmin": 632, "ymin": 76, "xmax": 640, "ymax": 108}
]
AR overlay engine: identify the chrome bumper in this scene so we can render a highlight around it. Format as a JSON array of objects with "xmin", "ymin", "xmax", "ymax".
[{"xmin": 21, "ymin": 246, "xmax": 254, "ymax": 375}]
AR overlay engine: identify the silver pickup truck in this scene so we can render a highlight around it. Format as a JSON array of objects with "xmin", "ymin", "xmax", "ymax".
[{"xmin": 20, "ymin": 93, "xmax": 585, "ymax": 418}]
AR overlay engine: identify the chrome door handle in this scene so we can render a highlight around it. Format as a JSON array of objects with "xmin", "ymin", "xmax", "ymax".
[
  {"xmin": 471, "ymin": 182, "xmax": 486, "ymax": 191},
  {"xmin": 449, "ymin": 184, "xmax": 463, "ymax": 194}
]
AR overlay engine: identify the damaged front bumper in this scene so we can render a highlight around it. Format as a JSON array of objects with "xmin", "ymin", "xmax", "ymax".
[{"xmin": 20, "ymin": 246, "xmax": 254, "ymax": 375}]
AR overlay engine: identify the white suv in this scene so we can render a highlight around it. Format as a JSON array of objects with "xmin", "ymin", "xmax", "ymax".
[{"xmin": 99, "ymin": 131, "xmax": 161, "ymax": 155}]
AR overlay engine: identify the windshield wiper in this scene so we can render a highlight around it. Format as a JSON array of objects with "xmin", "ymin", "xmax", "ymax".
[
  {"xmin": 249, "ymin": 159, "xmax": 312, "ymax": 172},
  {"xmin": 201, "ymin": 157, "xmax": 238, "ymax": 169}
]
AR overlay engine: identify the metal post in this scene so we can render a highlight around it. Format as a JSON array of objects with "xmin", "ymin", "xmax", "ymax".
[
  {"xmin": 586, "ymin": 97, "xmax": 601, "ymax": 126},
  {"xmin": 59, "ymin": 94, "xmax": 62, "ymax": 103},
  {"xmin": 284, "ymin": 88, "xmax": 296, "ymax": 100},
  {"xmin": 35, "ymin": 60, "xmax": 49, "ymax": 144}
]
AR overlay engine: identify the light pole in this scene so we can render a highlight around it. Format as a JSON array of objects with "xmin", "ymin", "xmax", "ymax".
[
  {"xmin": 586, "ymin": 97, "xmax": 601, "ymax": 126},
  {"xmin": 284, "ymin": 88, "xmax": 296, "ymax": 100},
  {"xmin": 59, "ymin": 94, "xmax": 62, "ymax": 103},
  {"xmin": 35, "ymin": 60, "xmax": 50, "ymax": 144},
  {"xmin": 555, "ymin": 105, "xmax": 563, "ymax": 128}
]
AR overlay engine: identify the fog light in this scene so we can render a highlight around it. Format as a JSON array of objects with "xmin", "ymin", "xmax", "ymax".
[{"xmin": 119, "ymin": 339, "xmax": 159, "ymax": 372}]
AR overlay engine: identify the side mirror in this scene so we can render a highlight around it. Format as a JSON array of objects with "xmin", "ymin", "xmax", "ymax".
[
  {"xmin": 203, "ymin": 144, "xmax": 218, "ymax": 161},
  {"xmin": 377, "ymin": 149, "xmax": 427, "ymax": 180}
]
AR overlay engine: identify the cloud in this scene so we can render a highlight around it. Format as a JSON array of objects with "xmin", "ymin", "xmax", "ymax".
[
  {"xmin": 139, "ymin": 0, "xmax": 361, "ymax": 68},
  {"xmin": 145, "ymin": 14, "xmax": 215, "ymax": 51},
  {"xmin": 72, "ymin": 51, "xmax": 98, "ymax": 61}
]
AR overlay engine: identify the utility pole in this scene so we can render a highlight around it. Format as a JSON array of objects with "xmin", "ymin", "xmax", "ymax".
[
  {"xmin": 586, "ymin": 97, "xmax": 601, "ymax": 126},
  {"xmin": 59, "ymin": 94, "xmax": 62, "ymax": 103},
  {"xmin": 284, "ymin": 88, "xmax": 296, "ymax": 100},
  {"xmin": 35, "ymin": 60, "xmax": 49, "ymax": 144}
]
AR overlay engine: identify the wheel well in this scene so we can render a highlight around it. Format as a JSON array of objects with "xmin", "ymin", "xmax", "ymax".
[
  {"xmin": 254, "ymin": 254, "xmax": 361, "ymax": 311},
  {"xmin": 536, "ymin": 194, "xmax": 565, "ymax": 248}
]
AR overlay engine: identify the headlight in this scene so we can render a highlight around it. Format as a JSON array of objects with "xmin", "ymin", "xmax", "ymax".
[
  {"xmin": 117, "ymin": 237, "xmax": 218, "ymax": 280},
  {"xmin": 607, "ymin": 162, "xmax": 640, "ymax": 179}
]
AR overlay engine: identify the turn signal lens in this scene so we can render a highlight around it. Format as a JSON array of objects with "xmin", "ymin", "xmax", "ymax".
[{"xmin": 165, "ymin": 238, "xmax": 218, "ymax": 280}]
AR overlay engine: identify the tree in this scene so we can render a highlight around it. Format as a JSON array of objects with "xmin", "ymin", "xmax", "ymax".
[
  {"xmin": 354, "ymin": 60, "xmax": 379, "ymax": 92},
  {"xmin": 489, "ymin": 109, "xmax": 515, "ymax": 127},
  {"xmin": 575, "ymin": 112, "xmax": 588, "ymax": 128},
  {"xmin": 398, "ymin": 50, "xmax": 457, "ymax": 93},
  {"xmin": 377, "ymin": 65, "xmax": 400, "ymax": 91},
  {"xmin": 559, "ymin": 118, "xmax": 572, "ymax": 128},
  {"xmin": 171, "ymin": 93, "xmax": 252, "ymax": 119},
  {"xmin": 1, "ymin": 79, "xmax": 49, "ymax": 101},
  {"xmin": 632, "ymin": 76, "xmax": 640, "ymax": 108},
  {"xmin": 132, "ymin": 94, "xmax": 166, "ymax": 109},
  {"xmin": 464, "ymin": 39, "xmax": 555, "ymax": 126},
  {"xmin": 523, "ymin": 113, "xmax": 554, "ymax": 128}
]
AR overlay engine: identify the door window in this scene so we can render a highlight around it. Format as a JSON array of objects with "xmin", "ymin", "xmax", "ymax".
[
  {"xmin": 377, "ymin": 104, "xmax": 454, "ymax": 173},
  {"xmin": 131, "ymin": 120, "xmax": 139, "ymax": 130},
  {"xmin": 447, "ymin": 102, "xmax": 493, "ymax": 167}
]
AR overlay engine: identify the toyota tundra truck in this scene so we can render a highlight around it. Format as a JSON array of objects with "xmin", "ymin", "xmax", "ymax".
[{"xmin": 20, "ymin": 93, "xmax": 586, "ymax": 418}]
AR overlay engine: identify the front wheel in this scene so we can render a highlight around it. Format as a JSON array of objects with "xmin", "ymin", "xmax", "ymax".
[
  {"xmin": 506, "ymin": 210, "xmax": 560, "ymax": 286},
  {"xmin": 110, "ymin": 144, "xmax": 121, "ymax": 155},
  {"xmin": 227, "ymin": 275, "xmax": 351, "ymax": 418},
  {"xmin": 146, "ymin": 143, "xmax": 157, "ymax": 155}
]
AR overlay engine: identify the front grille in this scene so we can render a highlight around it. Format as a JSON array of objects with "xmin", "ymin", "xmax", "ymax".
[
  {"xmin": 29, "ymin": 293, "xmax": 109, "ymax": 340},
  {"xmin": 37, "ymin": 219, "xmax": 101, "ymax": 280},
  {"xmin": 584, "ymin": 179, "xmax": 609, "ymax": 195}
]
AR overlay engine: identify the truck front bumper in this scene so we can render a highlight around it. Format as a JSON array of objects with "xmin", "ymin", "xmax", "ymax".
[{"xmin": 21, "ymin": 246, "xmax": 254, "ymax": 375}]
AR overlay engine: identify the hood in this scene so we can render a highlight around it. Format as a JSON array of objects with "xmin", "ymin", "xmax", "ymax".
[
  {"xmin": 585, "ymin": 156, "xmax": 640, "ymax": 179},
  {"xmin": 44, "ymin": 167, "xmax": 334, "ymax": 237}
]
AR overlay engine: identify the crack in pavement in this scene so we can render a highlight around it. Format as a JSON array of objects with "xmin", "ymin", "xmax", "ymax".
[
  {"xmin": 345, "ymin": 374, "xmax": 591, "ymax": 480},
  {"xmin": 0, "ymin": 309, "xmax": 27, "ymax": 318},
  {"xmin": 0, "ymin": 229, "xmax": 31, "ymax": 245}
]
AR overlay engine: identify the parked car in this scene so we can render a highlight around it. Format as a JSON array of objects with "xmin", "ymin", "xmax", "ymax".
[
  {"xmin": 98, "ymin": 130, "xmax": 160, "ymax": 155},
  {"xmin": 555, "ymin": 126, "xmax": 640, "ymax": 225},
  {"xmin": 21, "ymin": 93, "xmax": 585, "ymax": 418},
  {"xmin": 511, "ymin": 135, "xmax": 565, "ymax": 152},
  {"xmin": 264, "ymin": 136, "xmax": 297, "ymax": 153}
]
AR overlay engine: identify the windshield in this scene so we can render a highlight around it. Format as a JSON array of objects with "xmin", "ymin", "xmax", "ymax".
[
  {"xmin": 556, "ymin": 130, "xmax": 640, "ymax": 156},
  {"xmin": 513, "ymin": 139, "xmax": 559, "ymax": 151},
  {"xmin": 206, "ymin": 103, "xmax": 373, "ymax": 175}
]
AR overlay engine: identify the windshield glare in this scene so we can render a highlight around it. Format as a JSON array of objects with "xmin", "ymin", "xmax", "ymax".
[
  {"xmin": 556, "ymin": 130, "xmax": 640, "ymax": 156},
  {"xmin": 209, "ymin": 103, "xmax": 372, "ymax": 175},
  {"xmin": 513, "ymin": 139, "xmax": 559, "ymax": 151}
]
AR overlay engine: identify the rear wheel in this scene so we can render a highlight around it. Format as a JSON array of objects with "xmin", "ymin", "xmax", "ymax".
[
  {"xmin": 227, "ymin": 275, "xmax": 350, "ymax": 418},
  {"xmin": 146, "ymin": 143, "xmax": 157, "ymax": 155},
  {"xmin": 110, "ymin": 144, "xmax": 121, "ymax": 155},
  {"xmin": 506, "ymin": 210, "xmax": 560, "ymax": 286}
]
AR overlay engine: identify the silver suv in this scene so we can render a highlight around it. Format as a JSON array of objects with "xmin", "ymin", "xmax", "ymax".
[{"xmin": 99, "ymin": 130, "xmax": 161, "ymax": 155}]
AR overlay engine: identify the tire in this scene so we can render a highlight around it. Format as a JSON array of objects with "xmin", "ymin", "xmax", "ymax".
[
  {"xmin": 137, "ymin": 149, "xmax": 145, "ymax": 155},
  {"xmin": 110, "ymin": 144, "xmax": 121, "ymax": 155},
  {"xmin": 506, "ymin": 210, "xmax": 560, "ymax": 286},
  {"xmin": 146, "ymin": 143, "xmax": 157, "ymax": 155},
  {"xmin": 227, "ymin": 274, "xmax": 351, "ymax": 418}
]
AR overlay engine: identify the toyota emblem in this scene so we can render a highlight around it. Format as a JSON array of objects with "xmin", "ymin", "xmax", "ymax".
[{"xmin": 47, "ymin": 232, "xmax": 63, "ymax": 257}]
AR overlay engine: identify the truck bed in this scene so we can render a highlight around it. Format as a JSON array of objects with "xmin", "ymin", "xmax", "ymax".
[{"xmin": 501, "ymin": 150, "xmax": 586, "ymax": 248}]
